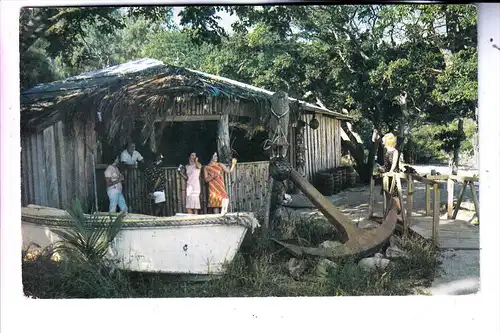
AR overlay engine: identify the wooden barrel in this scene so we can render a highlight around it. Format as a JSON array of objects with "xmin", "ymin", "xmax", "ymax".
[
  {"xmin": 347, "ymin": 166, "xmax": 357, "ymax": 187},
  {"xmin": 315, "ymin": 171, "xmax": 334, "ymax": 196},
  {"xmin": 339, "ymin": 167, "xmax": 347, "ymax": 189},
  {"xmin": 333, "ymin": 168, "xmax": 342, "ymax": 193}
]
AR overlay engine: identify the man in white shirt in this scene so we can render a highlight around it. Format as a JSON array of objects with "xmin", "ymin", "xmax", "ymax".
[
  {"xmin": 120, "ymin": 142, "xmax": 144, "ymax": 167},
  {"xmin": 104, "ymin": 157, "xmax": 128, "ymax": 213}
]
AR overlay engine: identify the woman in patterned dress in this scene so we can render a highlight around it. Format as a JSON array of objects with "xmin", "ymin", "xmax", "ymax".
[
  {"xmin": 203, "ymin": 152, "xmax": 237, "ymax": 214},
  {"xmin": 379, "ymin": 133, "xmax": 402, "ymax": 215},
  {"xmin": 178, "ymin": 152, "xmax": 202, "ymax": 214}
]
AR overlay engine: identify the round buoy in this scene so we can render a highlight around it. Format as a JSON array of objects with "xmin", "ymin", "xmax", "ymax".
[{"xmin": 309, "ymin": 117, "xmax": 319, "ymax": 130}]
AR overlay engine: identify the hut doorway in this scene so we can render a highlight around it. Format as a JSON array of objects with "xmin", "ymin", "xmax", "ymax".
[{"xmin": 159, "ymin": 121, "xmax": 219, "ymax": 167}]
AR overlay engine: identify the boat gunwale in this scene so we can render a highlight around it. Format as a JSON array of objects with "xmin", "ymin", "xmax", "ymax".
[{"xmin": 21, "ymin": 212, "xmax": 259, "ymax": 229}]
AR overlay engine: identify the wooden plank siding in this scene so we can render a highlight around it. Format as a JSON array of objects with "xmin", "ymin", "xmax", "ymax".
[
  {"xmin": 21, "ymin": 91, "xmax": 344, "ymax": 214},
  {"xmin": 300, "ymin": 113, "xmax": 342, "ymax": 182},
  {"xmin": 21, "ymin": 119, "xmax": 97, "ymax": 211}
]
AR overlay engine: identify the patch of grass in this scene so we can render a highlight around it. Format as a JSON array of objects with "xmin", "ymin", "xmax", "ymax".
[
  {"xmin": 322, "ymin": 235, "xmax": 439, "ymax": 296},
  {"xmin": 23, "ymin": 246, "xmax": 136, "ymax": 298},
  {"xmin": 23, "ymin": 229, "xmax": 438, "ymax": 298}
]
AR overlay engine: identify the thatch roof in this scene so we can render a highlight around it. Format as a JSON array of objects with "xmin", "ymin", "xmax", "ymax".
[{"xmin": 21, "ymin": 58, "xmax": 351, "ymax": 143}]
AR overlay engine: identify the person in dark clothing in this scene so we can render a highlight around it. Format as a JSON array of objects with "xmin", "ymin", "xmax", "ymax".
[{"xmin": 144, "ymin": 153, "xmax": 166, "ymax": 216}]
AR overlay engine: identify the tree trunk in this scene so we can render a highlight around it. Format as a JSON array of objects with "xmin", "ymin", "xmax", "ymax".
[
  {"xmin": 396, "ymin": 92, "xmax": 409, "ymax": 165},
  {"xmin": 377, "ymin": 141, "xmax": 384, "ymax": 165},
  {"xmin": 341, "ymin": 127, "xmax": 380, "ymax": 184},
  {"xmin": 451, "ymin": 118, "xmax": 464, "ymax": 175}
]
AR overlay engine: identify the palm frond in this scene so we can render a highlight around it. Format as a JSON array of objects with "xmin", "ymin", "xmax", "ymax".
[{"xmin": 52, "ymin": 200, "xmax": 125, "ymax": 266}]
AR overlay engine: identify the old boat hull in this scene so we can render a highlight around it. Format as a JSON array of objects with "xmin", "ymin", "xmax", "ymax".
[{"xmin": 22, "ymin": 205, "xmax": 259, "ymax": 275}]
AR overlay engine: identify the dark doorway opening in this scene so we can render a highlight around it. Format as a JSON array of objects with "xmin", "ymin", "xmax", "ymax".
[
  {"xmin": 159, "ymin": 121, "xmax": 219, "ymax": 166},
  {"xmin": 229, "ymin": 127, "xmax": 269, "ymax": 162}
]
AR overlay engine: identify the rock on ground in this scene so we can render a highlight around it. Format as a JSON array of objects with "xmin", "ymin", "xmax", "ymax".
[
  {"xmin": 358, "ymin": 257, "xmax": 391, "ymax": 272},
  {"xmin": 316, "ymin": 259, "xmax": 338, "ymax": 278},
  {"xmin": 319, "ymin": 240, "xmax": 343, "ymax": 249},
  {"xmin": 288, "ymin": 258, "xmax": 308, "ymax": 279}
]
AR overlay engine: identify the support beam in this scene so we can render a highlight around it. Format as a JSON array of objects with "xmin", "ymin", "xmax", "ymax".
[
  {"xmin": 217, "ymin": 114, "xmax": 231, "ymax": 165},
  {"xmin": 406, "ymin": 174, "xmax": 413, "ymax": 232},
  {"xmin": 452, "ymin": 182, "xmax": 467, "ymax": 219},
  {"xmin": 155, "ymin": 115, "xmax": 223, "ymax": 122},
  {"xmin": 425, "ymin": 184, "xmax": 431, "ymax": 216},
  {"xmin": 432, "ymin": 183, "xmax": 440, "ymax": 247},
  {"xmin": 368, "ymin": 175, "xmax": 375, "ymax": 218},
  {"xmin": 447, "ymin": 178, "xmax": 454, "ymax": 219},
  {"xmin": 469, "ymin": 181, "xmax": 480, "ymax": 219},
  {"xmin": 396, "ymin": 174, "xmax": 406, "ymax": 233}
]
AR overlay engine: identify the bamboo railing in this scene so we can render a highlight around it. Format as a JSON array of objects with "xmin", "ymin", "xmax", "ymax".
[{"xmin": 97, "ymin": 161, "xmax": 270, "ymax": 216}]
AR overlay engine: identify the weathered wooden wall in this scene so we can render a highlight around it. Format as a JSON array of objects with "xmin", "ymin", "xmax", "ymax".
[
  {"xmin": 300, "ymin": 113, "xmax": 342, "ymax": 181},
  {"xmin": 21, "ymin": 120, "xmax": 97, "ymax": 210},
  {"xmin": 95, "ymin": 161, "xmax": 270, "ymax": 215}
]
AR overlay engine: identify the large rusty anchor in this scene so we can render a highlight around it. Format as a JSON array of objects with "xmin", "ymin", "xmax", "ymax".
[{"xmin": 270, "ymin": 157, "xmax": 398, "ymax": 260}]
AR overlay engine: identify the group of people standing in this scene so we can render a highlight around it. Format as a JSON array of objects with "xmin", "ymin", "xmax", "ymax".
[{"xmin": 104, "ymin": 142, "xmax": 237, "ymax": 216}]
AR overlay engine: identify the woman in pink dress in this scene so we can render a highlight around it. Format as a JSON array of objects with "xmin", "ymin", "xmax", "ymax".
[{"xmin": 178, "ymin": 152, "xmax": 202, "ymax": 214}]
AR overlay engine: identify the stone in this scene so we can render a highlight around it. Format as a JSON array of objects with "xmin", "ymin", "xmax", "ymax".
[
  {"xmin": 389, "ymin": 235, "xmax": 403, "ymax": 249},
  {"xmin": 386, "ymin": 235, "xmax": 408, "ymax": 258},
  {"xmin": 316, "ymin": 258, "xmax": 338, "ymax": 278},
  {"xmin": 358, "ymin": 257, "xmax": 391, "ymax": 272},
  {"xmin": 288, "ymin": 258, "xmax": 308, "ymax": 279},
  {"xmin": 386, "ymin": 246, "xmax": 409, "ymax": 259},
  {"xmin": 374, "ymin": 252, "xmax": 384, "ymax": 259},
  {"xmin": 319, "ymin": 240, "xmax": 343, "ymax": 249}
]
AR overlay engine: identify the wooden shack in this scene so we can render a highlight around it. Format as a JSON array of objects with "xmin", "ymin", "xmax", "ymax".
[{"xmin": 20, "ymin": 58, "xmax": 351, "ymax": 214}]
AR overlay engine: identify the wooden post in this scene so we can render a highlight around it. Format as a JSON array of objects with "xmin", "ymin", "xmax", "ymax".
[
  {"xmin": 270, "ymin": 91, "xmax": 290, "ymax": 158},
  {"xmin": 406, "ymin": 174, "xmax": 413, "ymax": 233},
  {"xmin": 382, "ymin": 174, "xmax": 388, "ymax": 216},
  {"xmin": 368, "ymin": 175, "xmax": 375, "ymax": 218},
  {"xmin": 218, "ymin": 114, "xmax": 232, "ymax": 207},
  {"xmin": 396, "ymin": 174, "xmax": 406, "ymax": 230},
  {"xmin": 469, "ymin": 180, "xmax": 480, "ymax": 219},
  {"xmin": 268, "ymin": 91, "xmax": 290, "ymax": 231},
  {"xmin": 425, "ymin": 184, "xmax": 431, "ymax": 216},
  {"xmin": 452, "ymin": 181, "xmax": 467, "ymax": 219},
  {"xmin": 263, "ymin": 176, "xmax": 274, "ymax": 230},
  {"xmin": 447, "ymin": 178, "xmax": 454, "ymax": 219},
  {"xmin": 432, "ymin": 183, "xmax": 440, "ymax": 247},
  {"xmin": 217, "ymin": 114, "xmax": 231, "ymax": 165}
]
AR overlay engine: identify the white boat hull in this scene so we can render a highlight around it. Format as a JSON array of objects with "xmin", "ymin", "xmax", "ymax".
[
  {"xmin": 22, "ymin": 206, "xmax": 258, "ymax": 275},
  {"xmin": 111, "ymin": 224, "xmax": 247, "ymax": 274}
]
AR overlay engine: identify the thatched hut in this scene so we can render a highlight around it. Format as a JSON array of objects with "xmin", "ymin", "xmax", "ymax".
[{"xmin": 21, "ymin": 58, "xmax": 351, "ymax": 214}]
